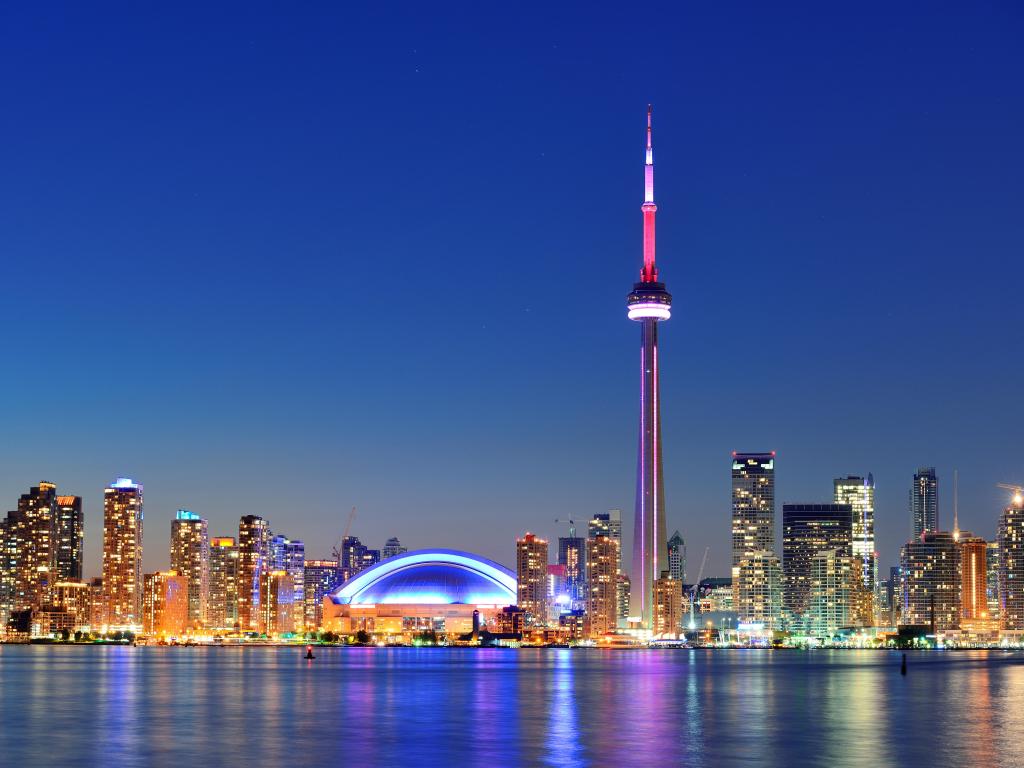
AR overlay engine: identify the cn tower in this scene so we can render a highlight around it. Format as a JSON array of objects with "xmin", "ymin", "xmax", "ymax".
[{"xmin": 628, "ymin": 105, "xmax": 671, "ymax": 629}]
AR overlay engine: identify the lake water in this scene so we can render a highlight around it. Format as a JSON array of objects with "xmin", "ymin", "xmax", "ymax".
[{"xmin": 0, "ymin": 646, "xmax": 1020, "ymax": 767}]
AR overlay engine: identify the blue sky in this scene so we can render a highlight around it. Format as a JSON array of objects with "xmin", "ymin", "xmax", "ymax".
[{"xmin": 0, "ymin": 2, "xmax": 1021, "ymax": 577}]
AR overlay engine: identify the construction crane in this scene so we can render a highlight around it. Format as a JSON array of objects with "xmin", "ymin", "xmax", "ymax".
[
  {"xmin": 687, "ymin": 546, "xmax": 710, "ymax": 631},
  {"xmin": 554, "ymin": 518, "xmax": 577, "ymax": 538},
  {"xmin": 331, "ymin": 507, "xmax": 357, "ymax": 564}
]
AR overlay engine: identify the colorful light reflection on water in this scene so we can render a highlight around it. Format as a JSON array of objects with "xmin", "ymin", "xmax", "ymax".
[{"xmin": 1, "ymin": 647, "xmax": 1023, "ymax": 767}]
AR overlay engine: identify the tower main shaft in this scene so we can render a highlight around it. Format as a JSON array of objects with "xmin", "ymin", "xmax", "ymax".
[{"xmin": 628, "ymin": 105, "xmax": 672, "ymax": 629}]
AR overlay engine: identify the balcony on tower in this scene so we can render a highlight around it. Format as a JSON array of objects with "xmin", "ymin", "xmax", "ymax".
[{"xmin": 627, "ymin": 281, "xmax": 672, "ymax": 321}]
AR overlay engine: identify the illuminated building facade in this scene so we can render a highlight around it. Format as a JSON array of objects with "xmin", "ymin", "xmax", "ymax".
[
  {"xmin": 667, "ymin": 530, "xmax": 685, "ymax": 583},
  {"xmin": 558, "ymin": 532, "xmax": 587, "ymax": 608},
  {"xmin": 323, "ymin": 549, "xmax": 516, "ymax": 638},
  {"xmin": 617, "ymin": 573, "xmax": 630, "ymax": 626},
  {"xmin": 807, "ymin": 550, "xmax": 853, "ymax": 637},
  {"xmin": 732, "ymin": 453, "xmax": 776, "ymax": 606},
  {"xmin": 986, "ymin": 541, "xmax": 1000, "ymax": 621},
  {"xmin": 628, "ymin": 107, "xmax": 672, "ymax": 629},
  {"xmin": 782, "ymin": 503, "xmax": 852, "ymax": 628},
  {"xmin": 102, "ymin": 478, "xmax": 143, "ymax": 627},
  {"xmin": 142, "ymin": 570, "xmax": 188, "ymax": 636},
  {"xmin": 54, "ymin": 581, "xmax": 91, "ymax": 629},
  {"xmin": 736, "ymin": 551, "xmax": 781, "ymax": 630},
  {"xmin": 304, "ymin": 560, "xmax": 343, "ymax": 632},
  {"xmin": 998, "ymin": 493, "xmax": 1024, "ymax": 632},
  {"xmin": 237, "ymin": 515, "xmax": 270, "ymax": 632},
  {"xmin": 259, "ymin": 569, "xmax": 297, "ymax": 635},
  {"xmin": 911, "ymin": 467, "xmax": 939, "ymax": 539},
  {"xmin": 516, "ymin": 533, "xmax": 549, "ymax": 626},
  {"xmin": 834, "ymin": 475, "xmax": 875, "ymax": 592},
  {"xmin": 900, "ymin": 531, "xmax": 959, "ymax": 631},
  {"xmin": 54, "ymin": 495, "xmax": 83, "ymax": 583},
  {"xmin": 546, "ymin": 564, "xmax": 568, "ymax": 623},
  {"xmin": 382, "ymin": 537, "xmax": 407, "ymax": 560},
  {"xmin": 170, "ymin": 510, "xmax": 209, "ymax": 629},
  {"xmin": 588, "ymin": 510, "xmax": 622, "ymax": 545},
  {"xmin": 587, "ymin": 535, "xmax": 619, "ymax": 636},
  {"xmin": 959, "ymin": 534, "xmax": 988, "ymax": 621},
  {"xmin": 87, "ymin": 576, "xmax": 105, "ymax": 627},
  {"xmin": 652, "ymin": 572, "xmax": 683, "ymax": 636},
  {"xmin": 270, "ymin": 534, "xmax": 305, "ymax": 628},
  {"xmin": 208, "ymin": 537, "xmax": 238, "ymax": 630},
  {"xmin": 9, "ymin": 482, "xmax": 58, "ymax": 612}
]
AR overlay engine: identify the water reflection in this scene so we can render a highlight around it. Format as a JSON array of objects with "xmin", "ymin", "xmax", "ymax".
[
  {"xmin": 544, "ymin": 650, "xmax": 581, "ymax": 767},
  {"xmin": 0, "ymin": 648, "xmax": 1022, "ymax": 767}
]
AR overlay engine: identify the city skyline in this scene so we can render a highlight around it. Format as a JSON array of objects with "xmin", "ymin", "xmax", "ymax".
[{"xmin": 1, "ymin": 4, "xmax": 1022, "ymax": 581}]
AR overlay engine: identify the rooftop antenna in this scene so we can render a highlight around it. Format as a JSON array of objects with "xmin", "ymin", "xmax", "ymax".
[{"xmin": 953, "ymin": 470, "xmax": 960, "ymax": 542}]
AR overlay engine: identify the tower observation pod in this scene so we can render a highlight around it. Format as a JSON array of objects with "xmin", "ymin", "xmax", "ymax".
[{"xmin": 628, "ymin": 105, "xmax": 672, "ymax": 629}]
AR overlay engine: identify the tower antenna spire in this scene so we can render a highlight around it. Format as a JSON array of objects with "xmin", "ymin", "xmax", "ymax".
[
  {"xmin": 953, "ymin": 469, "xmax": 960, "ymax": 541},
  {"xmin": 641, "ymin": 104, "xmax": 657, "ymax": 280}
]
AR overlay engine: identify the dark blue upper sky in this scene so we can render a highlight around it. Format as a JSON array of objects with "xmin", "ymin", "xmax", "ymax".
[{"xmin": 1, "ymin": 2, "xmax": 1021, "ymax": 577}]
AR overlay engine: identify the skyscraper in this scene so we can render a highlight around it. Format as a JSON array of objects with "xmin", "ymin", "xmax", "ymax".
[
  {"xmin": 269, "ymin": 534, "xmax": 304, "ymax": 627},
  {"xmin": 9, "ymin": 482, "xmax": 58, "ymax": 611},
  {"xmin": 588, "ymin": 510, "xmax": 622, "ymax": 543},
  {"xmin": 237, "ymin": 515, "xmax": 270, "ymax": 632},
  {"xmin": 732, "ymin": 453, "xmax": 776, "ymax": 608},
  {"xmin": 834, "ymin": 475, "xmax": 875, "ymax": 591},
  {"xmin": 958, "ymin": 534, "xmax": 988, "ymax": 621},
  {"xmin": 587, "ymin": 535, "xmax": 619, "ymax": 637},
  {"xmin": 102, "ymin": 478, "xmax": 143, "ymax": 627},
  {"xmin": 911, "ymin": 467, "xmax": 939, "ymax": 539},
  {"xmin": 382, "ymin": 537, "xmax": 407, "ymax": 560},
  {"xmin": 54, "ymin": 495, "xmax": 83, "ymax": 583},
  {"xmin": 900, "ymin": 531, "xmax": 959, "ymax": 631},
  {"xmin": 667, "ymin": 530, "xmax": 685, "ymax": 583},
  {"xmin": 782, "ymin": 503, "xmax": 853, "ymax": 628},
  {"xmin": 170, "ymin": 510, "xmax": 210, "ymax": 629},
  {"xmin": 303, "ymin": 559, "xmax": 343, "ymax": 632},
  {"xmin": 516, "ymin": 533, "xmax": 548, "ymax": 626},
  {"xmin": 628, "ymin": 107, "xmax": 672, "ymax": 628},
  {"xmin": 208, "ymin": 537, "xmax": 238, "ymax": 630},
  {"xmin": 558, "ymin": 531, "xmax": 587, "ymax": 609},
  {"xmin": 340, "ymin": 536, "xmax": 380, "ymax": 580},
  {"xmin": 998, "ymin": 491, "xmax": 1024, "ymax": 632}
]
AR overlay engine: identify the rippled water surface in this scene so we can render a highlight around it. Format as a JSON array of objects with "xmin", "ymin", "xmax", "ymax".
[{"xmin": 1, "ymin": 646, "xmax": 1022, "ymax": 767}]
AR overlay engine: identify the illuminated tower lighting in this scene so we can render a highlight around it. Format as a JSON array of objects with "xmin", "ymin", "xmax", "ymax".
[{"xmin": 628, "ymin": 106, "xmax": 672, "ymax": 628}]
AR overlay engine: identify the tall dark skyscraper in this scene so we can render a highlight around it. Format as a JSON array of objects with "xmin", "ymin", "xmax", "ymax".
[
  {"xmin": 628, "ymin": 106, "xmax": 672, "ymax": 628},
  {"xmin": 911, "ymin": 467, "xmax": 939, "ymax": 539},
  {"xmin": 340, "ymin": 536, "xmax": 380, "ymax": 580},
  {"xmin": 731, "ymin": 452, "xmax": 777, "ymax": 581},
  {"xmin": 782, "ymin": 504, "xmax": 853, "ymax": 626},
  {"xmin": 559, "ymin": 530, "xmax": 588, "ymax": 609},
  {"xmin": 54, "ymin": 495, "xmax": 83, "ymax": 583}
]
